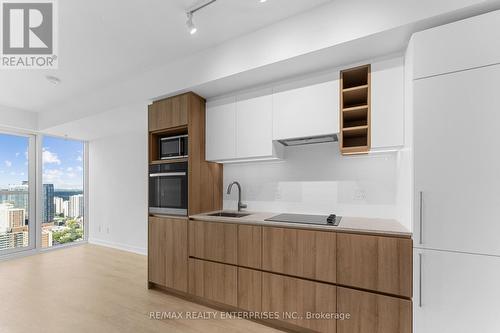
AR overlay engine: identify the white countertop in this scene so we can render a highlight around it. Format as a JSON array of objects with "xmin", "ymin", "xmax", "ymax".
[{"xmin": 189, "ymin": 211, "xmax": 412, "ymax": 238}]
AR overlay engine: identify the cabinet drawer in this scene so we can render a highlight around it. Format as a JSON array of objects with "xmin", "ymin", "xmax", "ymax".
[
  {"xmin": 238, "ymin": 268, "xmax": 262, "ymax": 312},
  {"xmin": 263, "ymin": 227, "xmax": 336, "ymax": 283},
  {"xmin": 149, "ymin": 95, "xmax": 188, "ymax": 131},
  {"xmin": 148, "ymin": 216, "xmax": 188, "ymax": 292},
  {"xmin": 189, "ymin": 220, "xmax": 237, "ymax": 264},
  {"xmin": 337, "ymin": 287, "xmax": 411, "ymax": 333},
  {"xmin": 337, "ymin": 233, "xmax": 412, "ymax": 297},
  {"xmin": 262, "ymin": 272, "xmax": 337, "ymax": 333},
  {"xmin": 188, "ymin": 258, "xmax": 237, "ymax": 307},
  {"xmin": 238, "ymin": 225, "xmax": 262, "ymax": 269}
]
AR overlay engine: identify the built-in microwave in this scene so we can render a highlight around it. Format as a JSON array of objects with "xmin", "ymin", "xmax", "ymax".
[
  {"xmin": 159, "ymin": 134, "xmax": 188, "ymax": 160},
  {"xmin": 149, "ymin": 162, "xmax": 188, "ymax": 216}
]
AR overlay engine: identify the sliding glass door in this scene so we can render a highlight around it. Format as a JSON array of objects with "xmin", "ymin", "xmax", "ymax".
[{"xmin": 0, "ymin": 132, "xmax": 36, "ymax": 255}]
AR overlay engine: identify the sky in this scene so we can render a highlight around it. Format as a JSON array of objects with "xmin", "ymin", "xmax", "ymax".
[{"xmin": 0, "ymin": 133, "xmax": 84, "ymax": 190}]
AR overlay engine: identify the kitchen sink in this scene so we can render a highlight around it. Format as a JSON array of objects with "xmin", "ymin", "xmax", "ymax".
[{"xmin": 208, "ymin": 212, "xmax": 250, "ymax": 218}]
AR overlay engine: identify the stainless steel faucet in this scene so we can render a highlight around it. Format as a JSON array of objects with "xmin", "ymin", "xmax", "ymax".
[{"xmin": 226, "ymin": 181, "xmax": 247, "ymax": 212}]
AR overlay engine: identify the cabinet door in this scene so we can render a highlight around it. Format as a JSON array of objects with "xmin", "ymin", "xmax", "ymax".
[
  {"xmin": 262, "ymin": 227, "xmax": 336, "ymax": 283},
  {"xmin": 262, "ymin": 272, "xmax": 337, "ymax": 333},
  {"xmin": 414, "ymin": 64, "xmax": 500, "ymax": 255},
  {"xmin": 273, "ymin": 80, "xmax": 339, "ymax": 140},
  {"xmin": 189, "ymin": 220, "xmax": 237, "ymax": 264},
  {"xmin": 371, "ymin": 58, "xmax": 404, "ymax": 149},
  {"xmin": 337, "ymin": 233, "xmax": 412, "ymax": 298},
  {"xmin": 236, "ymin": 91, "xmax": 273, "ymax": 159},
  {"xmin": 337, "ymin": 287, "xmax": 411, "ymax": 333},
  {"xmin": 412, "ymin": 10, "xmax": 500, "ymax": 79},
  {"xmin": 205, "ymin": 97, "xmax": 236, "ymax": 161},
  {"xmin": 148, "ymin": 216, "xmax": 188, "ymax": 292},
  {"xmin": 414, "ymin": 249, "xmax": 500, "ymax": 333},
  {"xmin": 148, "ymin": 95, "xmax": 188, "ymax": 131},
  {"xmin": 238, "ymin": 225, "xmax": 262, "ymax": 269},
  {"xmin": 188, "ymin": 258, "xmax": 237, "ymax": 307}
]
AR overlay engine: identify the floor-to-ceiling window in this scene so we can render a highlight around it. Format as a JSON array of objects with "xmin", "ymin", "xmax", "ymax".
[
  {"xmin": 0, "ymin": 132, "xmax": 35, "ymax": 254},
  {"xmin": 41, "ymin": 136, "xmax": 85, "ymax": 248}
]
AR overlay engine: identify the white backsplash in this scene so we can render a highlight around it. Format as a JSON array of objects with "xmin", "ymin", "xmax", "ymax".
[{"xmin": 223, "ymin": 142, "xmax": 400, "ymax": 220}]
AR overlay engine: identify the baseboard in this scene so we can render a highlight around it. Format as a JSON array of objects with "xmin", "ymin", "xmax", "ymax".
[{"xmin": 88, "ymin": 238, "xmax": 147, "ymax": 256}]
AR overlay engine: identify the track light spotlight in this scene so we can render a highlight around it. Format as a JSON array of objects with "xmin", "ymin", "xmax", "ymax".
[{"xmin": 186, "ymin": 12, "xmax": 197, "ymax": 35}]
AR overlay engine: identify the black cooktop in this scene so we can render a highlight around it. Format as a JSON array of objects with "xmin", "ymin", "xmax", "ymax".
[{"xmin": 265, "ymin": 213, "xmax": 341, "ymax": 226}]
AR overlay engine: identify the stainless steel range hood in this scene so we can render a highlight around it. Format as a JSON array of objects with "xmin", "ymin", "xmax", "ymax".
[{"xmin": 277, "ymin": 134, "xmax": 338, "ymax": 147}]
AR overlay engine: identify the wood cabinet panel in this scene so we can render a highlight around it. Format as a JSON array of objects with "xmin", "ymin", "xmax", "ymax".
[
  {"xmin": 149, "ymin": 94, "xmax": 188, "ymax": 131},
  {"xmin": 262, "ymin": 227, "xmax": 336, "ymax": 283},
  {"xmin": 262, "ymin": 272, "xmax": 337, "ymax": 333},
  {"xmin": 189, "ymin": 220, "xmax": 237, "ymax": 265},
  {"xmin": 238, "ymin": 268, "xmax": 262, "ymax": 312},
  {"xmin": 337, "ymin": 233, "xmax": 412, "ymax": 297},
  {"xmin": 188, "ymin": 258, "xmax": 237, "ymax": 307},
  {"xmin": 337, "ymin": 287, "xmax": 411, "ymax": 333},
  {"xmin": 148, "ymin": 216, "xmax": 188, "ymax": 292},
  {"xmin": 238, "ymin": 225, "xmax": 262, "ymax": 269}
]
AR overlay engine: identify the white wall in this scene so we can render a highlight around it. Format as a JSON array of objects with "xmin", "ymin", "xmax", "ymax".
[
  {"xmin": 223, "ymin": 143, "xmax": 410, "ymax": 229},
  {"xmin": 88, "ymin": 106, "xmax": 148, "ymax": 255}
]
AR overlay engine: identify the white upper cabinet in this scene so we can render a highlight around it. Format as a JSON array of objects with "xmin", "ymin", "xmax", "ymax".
[
  {"xmin": 206, "ymin": 96, "xmax": 236, "ymax": 161},
  {"xmin": 272, "ymin": 79, "xmax": 339, "ymax": 140},
  {"xmin": 206, "ymin": 90, "xmax": 282, "ymax": 163},
  {"xmin": 414, "ymin": 64, "xmax": 500, "ymax": 256},
  {"xmin": 412, "ymin": 10, "xmax": 500, "ymax": 79},
  {"xmin": 235, "ymin": 91, "xmax": 274, "ymax": 159},
  {"xmin": 371, "ymin": 57, "xmax": 404, "ymax": 149}
]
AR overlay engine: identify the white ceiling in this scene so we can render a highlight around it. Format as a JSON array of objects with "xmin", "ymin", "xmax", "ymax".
[{"xmin": 0, "ymin": 0, "xmax": 331, "ymax": 113}]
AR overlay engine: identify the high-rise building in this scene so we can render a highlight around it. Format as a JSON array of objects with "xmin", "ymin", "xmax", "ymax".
[
  {"xmin": 69, "ymin": 194, "xmax": 84, "ymax": 218},
  {"xmin": 8, "ymin": 208, "xmax": 25, "ymax": 228},
  {"xmin": 41, "ymin": 229, "xmax": 52, "ymax": 248},
  {"xmin": 54, "ymin": 197, "xmax": 64, "ymax": 215},
  {"xmin": 0, "ymin": 203, "xmax": 11, "ymax": 233},
  {"xmin": 0, "ymin": 182, "xmax": 29, "ymax": 218},
  {"xmin": 63, "ymin": 201, "xmax": 70, "ymax": 217},
  {"xmin": 42, "ymin": 184, "xmax": 55, "ymax": 223}
]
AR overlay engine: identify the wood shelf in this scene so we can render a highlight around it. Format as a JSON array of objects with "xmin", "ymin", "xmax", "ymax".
[
  {"xmin": 342, "ymin": 84, "xmax": 369, "ymax": 93},
  {"xmin": 343, "ymin": 104, "xmax": 368, "ymax": 112},
  {"xmin": 150, "ymin": 158, "xmax": 188, "ymax": 165},
  {"xmin": 340, "ymin": 64, "xmax": 371, "ymax": 155}
]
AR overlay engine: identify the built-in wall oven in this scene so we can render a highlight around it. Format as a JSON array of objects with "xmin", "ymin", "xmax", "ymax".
[{"xmin": 149, "ymin": 162, "xmax": 188, "ymax": 216}]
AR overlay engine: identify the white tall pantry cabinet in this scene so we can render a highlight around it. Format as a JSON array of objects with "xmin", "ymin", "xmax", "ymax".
[{"xmin": 412, "ymin": 10, "xmax": 500, "ymax": 333}]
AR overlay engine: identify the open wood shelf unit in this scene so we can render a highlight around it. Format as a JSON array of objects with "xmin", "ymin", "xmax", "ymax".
[{"xmin": 340, "ymin": 64, "xmax": 371, "ymax": 155}]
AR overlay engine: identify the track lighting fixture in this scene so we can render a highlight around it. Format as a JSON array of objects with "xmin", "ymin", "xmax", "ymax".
[
  {"xmin": 185, "ymin": 0, "xmax": 217, "ymax": 35},
  {"xmin": 186, "ymin": 12, "xmax": 197, "ymax": 35}
]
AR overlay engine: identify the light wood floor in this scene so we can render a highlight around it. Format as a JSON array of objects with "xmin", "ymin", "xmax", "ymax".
[{"xmin": 0, "ymin": 244, "xmax": 282, "ymax": 333}]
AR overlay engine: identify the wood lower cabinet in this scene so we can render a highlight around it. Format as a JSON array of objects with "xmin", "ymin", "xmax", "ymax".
[
  {"xmin": 148, "ymin": 216, "xmax": 187, "ymax": 292},
  {"xmin": 188, "ymin": 258, "xmax": 238, "ymax": 307},
  {"xmin": 238, "ymin": 268, "xmax": 262, "ymax": 312},
  {"xmin": 262, "ymin": 272, "xmax": 337, "ymax": 333},
  {"xmin": 337, "ymin": 233, "xmax": 412, "ymax": 297},
  {"xmin": 238, "ymin": 225, "xmax": 262, "ymax": 269},
  {"xmin": 262, "ymin": 227, "xmax": 336, "ymax": 283},
  {"xmin": 148, "ymin": 94, "xmax": 188, "ymax": 131},
  {"xmin": 189, "ymin": 220, "xmax": 237, "ymax": 264},
  {"xmin": 337, "ymin": 287, "xmax": 411, "ymax": 333}
]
